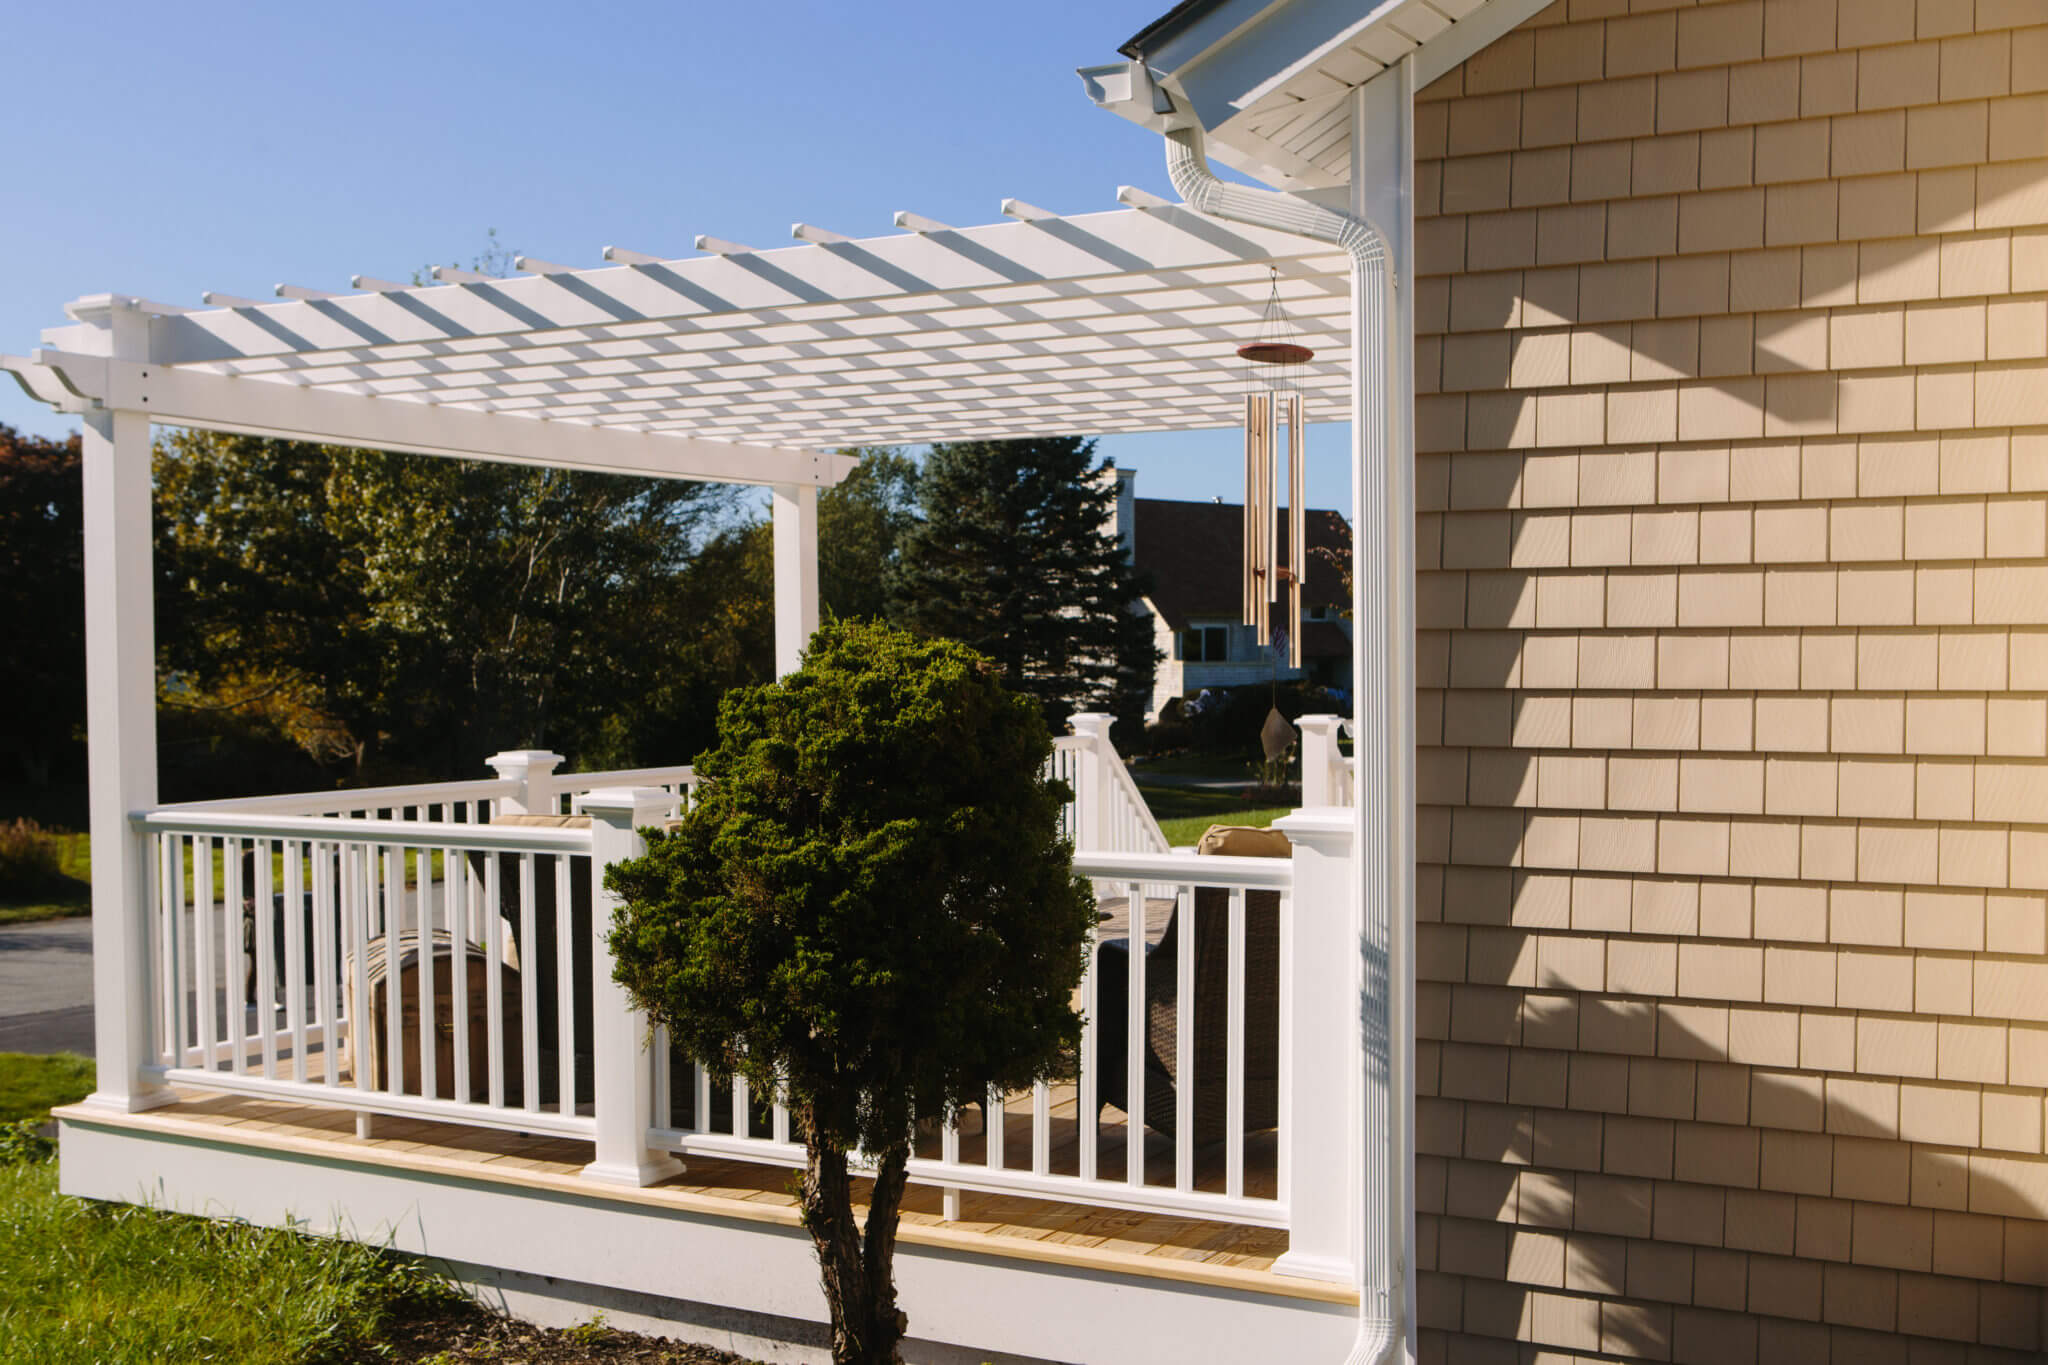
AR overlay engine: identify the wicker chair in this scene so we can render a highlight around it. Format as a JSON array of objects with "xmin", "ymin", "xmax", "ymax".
[{"xmin": 1093, "ymin": 825, "xmax": 1285, "ymax": 1144}]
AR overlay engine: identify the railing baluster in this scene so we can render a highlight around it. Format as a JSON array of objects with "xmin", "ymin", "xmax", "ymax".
[
  {"xmin": 382, "ymin": 845, "xmax": 403, "ymax": 1094},
  {"xmin": 1126, "ymin": 880, "xmax": 1145, "ymax": 1189},
  {"xmin": 1031, "ymin": 1079, "xmax": 1050, "ymax": 1176},
  {"xmin": 694, "ymin": 1061, "xmax": 711, "ymax": 1136},
  {"xmin": 485, "ymin": 852, "xmax": 505, "ymax": 1109},
  {"xmin": 1175, "ymin": 884, "xmax": 1195, "ymax": 1193},
  {"xmin": 652, "ymin": 1026, "xmax": 671, "ymax": 1129},
  {"xmin": 1226, "ymin": 885, "xmax": 1246, "ymax": 1201},
  {"xmin": 1078, "ymin": 908, "xmax": 1097, "ymax": 1183},
  {"xmin": 225, "ymin": 837, "xmax": 245, "ymax": 1073},
  {"xmin": 314, "ymin": 841, "xmax": 338, "ymax": 1086},
  {"xmin": 350, "ymin": 844, "xmax": 373, "ymax": 1099},
  {"xmin": 193, "ymin": 836, "xmax": 216, "ymax": 1071},
  {"xmin": 1277, "ymin": 885, "xmax": 1293, "ymax": 1211},
  {"xmin": 733, "ymin": 1073, "xmax": 751, "ymax": 1139},
  {"xmin": 985, "ymin": 1086, "xmax": 1005, "ymax": 1171},
  {"xmin": 255, "ymin": 840, "xmax": 277, "ymax": 1080},
  {"xmin": 555, "ymin": 854, "xmax": 575, "ymax": 1116},
  {"xmin": 449, "ymin": 847, "xmax": 471, "ymax": 1104},
  {"xmin": 285, "ymin": 839, "xmax": 306, "ymax": 1083},
  {"xmin": 519, "ymin": 853, "xmax": 540, "ymax": 1112},
  {"xmin": 416, "ymin": 847, "xmax": 436, "ymax": 1101},
  {"xmin": 172, "ymin": 835, "xmax": 192, "ymax": 1067}
]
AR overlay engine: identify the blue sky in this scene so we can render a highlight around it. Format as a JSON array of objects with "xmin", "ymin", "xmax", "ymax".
[{"xmin": 2, "ymin": 1, "xmax": 1351, "ymax": 508}]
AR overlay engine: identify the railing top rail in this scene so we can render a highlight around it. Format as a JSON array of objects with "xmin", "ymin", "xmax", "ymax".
[
  {"xmin": 557, "ymin": 765, "xmax": 696, "ymax": 789},
  {"xmin": 133, "ymin": 807, "xmax": 591, "ymax": 852},
  {"xmin": 153, "ymin": 777, "xmax": 518, "ymax": 816},
  {"xmin": 1072, "ymin": 848, "xmax": 1293, "ymax": 890}
]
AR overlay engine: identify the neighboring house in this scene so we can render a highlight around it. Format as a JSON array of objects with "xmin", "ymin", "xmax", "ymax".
[{"xmin": 1107, "ymin": 468, "xmax": 1355, "ymax": 717}]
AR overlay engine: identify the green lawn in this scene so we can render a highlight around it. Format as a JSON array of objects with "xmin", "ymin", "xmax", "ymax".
[
  {"xmin": 0, "ymin": 1154, "xmax": 456, "ymax": 1364},
  {"xmin": 0, "ymin": 830, "xmax": 90, "ymax": 926},
  {"xmin": 0, "ymin": 1049, "xmax": 451, "ymax": 1364},
  {"xmin": 1137, "ymin": 781, "xmax": 1292, "ymax": 848},
  {"xmin": 0, "ymin": 1053, "xmax": 95, "ymax": 1125}
]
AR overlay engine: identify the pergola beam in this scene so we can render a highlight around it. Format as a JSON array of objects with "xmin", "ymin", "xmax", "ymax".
[{"xmin": 16, "ymin": 349, "xmax": 854, "ymax": 488}]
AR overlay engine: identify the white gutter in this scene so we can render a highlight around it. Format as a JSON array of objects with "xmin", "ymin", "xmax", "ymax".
[{"xmin": 1104, "ymin": 66, "xmax": 1409, "ymax": 1363}]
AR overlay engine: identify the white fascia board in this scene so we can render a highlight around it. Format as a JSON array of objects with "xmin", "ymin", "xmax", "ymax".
[{"xmin": 24, "ymin": 349, "xmax": 855, "ymax": 489}]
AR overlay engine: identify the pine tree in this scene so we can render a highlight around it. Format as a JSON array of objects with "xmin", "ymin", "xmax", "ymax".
[{"xmin": 886, "ymin": 437, "xmax": 1159, "ymax": 732}]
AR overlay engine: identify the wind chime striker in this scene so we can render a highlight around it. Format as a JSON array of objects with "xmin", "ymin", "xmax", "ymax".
[{"xmin": 1239, "ymin": 268, "xmax": 1312, "ymax": 671}]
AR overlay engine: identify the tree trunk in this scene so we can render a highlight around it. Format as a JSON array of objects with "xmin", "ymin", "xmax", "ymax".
[{"xmin": 798, "ymin": 1127, "xmax": 911, "ymax": 1365}]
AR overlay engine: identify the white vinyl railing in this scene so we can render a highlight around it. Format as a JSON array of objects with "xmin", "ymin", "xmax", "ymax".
[
  {"xmin": 159, "ymin": 777, "xmax": 516, "ymax": 824},
  {"xmin": 549, "ymin": 765, "xmax": 697, "ymax": 817},
  {"xmin": 112, "ymin": 726, "xmax": 1361, "ymax": 1271},
  {"xmin": 135, "ymin": 806, "xmax": 597, "ymax": 1139},
  {"xmin": 1048, "ymin": 715, "xmax": 1171, "ymax": 857},
  {"xmin": 646, "ymin": 847, "xmax": 1292, "ymax": 1227}
]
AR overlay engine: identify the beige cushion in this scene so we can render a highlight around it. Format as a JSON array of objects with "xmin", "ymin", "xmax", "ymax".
[
  {"xmin": 1196, "ymin": 824, "xmax": 1292, "ymax": 858},
  {"xmin": 490, "ymin": 812, "xmax": 590, "ymax": 828}
]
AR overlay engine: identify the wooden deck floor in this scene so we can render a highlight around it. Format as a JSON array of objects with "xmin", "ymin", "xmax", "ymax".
[{"xmin": 63, "ymin": 1085, "xmax": 1348, "ymax": 1305}]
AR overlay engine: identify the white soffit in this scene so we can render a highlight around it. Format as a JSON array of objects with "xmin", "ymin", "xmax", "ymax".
[
  {"xmin": 1089, "ymin": 0, "xmax": 1553, "ymax": 190},
  {"xmin": 14, "ymin": 207, "xmax": 1353, "ymax": 460}
]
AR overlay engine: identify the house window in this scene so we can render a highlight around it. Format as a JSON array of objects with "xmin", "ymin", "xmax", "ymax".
[{"xmin": 1182, "ymin": 626, "xmax": 1230, "ymax": 661}]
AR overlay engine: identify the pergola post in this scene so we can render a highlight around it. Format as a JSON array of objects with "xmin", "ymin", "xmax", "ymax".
[
  {"xmin": 79, "ymin": 393, "xmax": 173, "ymax": 1113},
  {"xmin": 771, "ymin": 482, "xmax": 819, "ymax": 675}
]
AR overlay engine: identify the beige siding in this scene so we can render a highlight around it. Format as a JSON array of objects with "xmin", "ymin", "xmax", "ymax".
[{"xmin": 1414, "ymin": 1, "xmax": 2048, "ymax": 1360}]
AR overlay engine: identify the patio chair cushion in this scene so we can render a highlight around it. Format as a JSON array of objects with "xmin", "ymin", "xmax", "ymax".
[{"xmin": 1194, "ymin": 824, "xmax": 1292, "ymax": 858}]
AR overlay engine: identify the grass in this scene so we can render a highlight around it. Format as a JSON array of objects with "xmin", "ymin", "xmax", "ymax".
[
  {"xmin": 0, "ymin": 1152, "xmax": 458, "ymax": 1364},
  {"xmin": 0, "ymin": 1050, "xmax": 455, "ymax": 1364},
  {"xmin": 0, "ymin": 1053, "xmax": 96, "ymax": 1125},
  {"xmin": 0, "ymin": 828, "xmax": 91, "ymax": 926},
  {"xmin": 1137, "ymin": 781, "xmax": 1292, "ymax": 848}
]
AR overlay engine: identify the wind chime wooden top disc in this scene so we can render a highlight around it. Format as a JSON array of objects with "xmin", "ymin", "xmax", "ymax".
[{"xmin": 1240, "ymin": 270, "xmax": 1312, "ymax": 671}]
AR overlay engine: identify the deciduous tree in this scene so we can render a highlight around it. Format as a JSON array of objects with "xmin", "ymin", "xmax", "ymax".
[
  {"xmin": 0, "ymin": 426, "xmax": 84, "ymax": 786},
  {"xmin": 154, "ymin": 431, "xmax": 738, "ymax": 779}
]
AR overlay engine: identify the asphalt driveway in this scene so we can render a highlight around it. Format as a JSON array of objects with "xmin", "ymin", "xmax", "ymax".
[{"xmin": 0, "ymin": 918, "xmax": 95, "ymax": 1055}]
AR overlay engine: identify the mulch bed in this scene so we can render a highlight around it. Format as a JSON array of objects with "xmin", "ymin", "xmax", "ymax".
[{"xmin": 378, "ymin": 1299, "xmax": 768, "ymax": 1363}]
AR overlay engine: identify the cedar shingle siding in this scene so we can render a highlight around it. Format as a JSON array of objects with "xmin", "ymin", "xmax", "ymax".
[{"xmin": 1414, "ymin": 2, "xmax": 2048, "ymax": 1359}]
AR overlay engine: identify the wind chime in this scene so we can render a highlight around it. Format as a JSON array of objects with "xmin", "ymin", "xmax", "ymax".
[{"xmin": 1239, "ymin": 268, "xmax": 1312, "ymax": 671}]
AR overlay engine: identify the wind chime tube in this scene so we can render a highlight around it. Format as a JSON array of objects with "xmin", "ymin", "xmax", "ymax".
[
  {"xmin": 1264, "ymin": 395, "xmax": 1277, "ymax": 645},
  {"xmin": 1289, "ymin": 392, "xmax": 1305, "ymax": 670},
  {"xmin": 1243, "ymin": 393, "xmax": 1258, "ymax": 629}
]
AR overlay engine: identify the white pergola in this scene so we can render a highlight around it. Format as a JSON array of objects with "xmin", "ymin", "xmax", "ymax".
[
  {"xmin": 6, "ymin": 202, "xmax": 1356, "ymax": 699},
  {"xmin": 2, "ymin": 199, "xmax": 1362, "ymax": 1176}
]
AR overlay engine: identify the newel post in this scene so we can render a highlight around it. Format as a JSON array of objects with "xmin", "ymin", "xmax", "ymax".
[
  {"xmin": 577, "ymin": 787, "xmax": 685, "ymax": 1187},
  {"xmin": 1066, "ymin": 712, "xmax": 1115, "ymax": 853},
  {"xmin": 1296, "ymin": 714, "xmax": 1345, "ymax": 807},
  {"xmin": 1271, "ymin": 807, "xmax": 1360, "ymax": 1283},
  {"xmin": 487, "ymin": 749, "xmax": 563, "ymax": 816}
]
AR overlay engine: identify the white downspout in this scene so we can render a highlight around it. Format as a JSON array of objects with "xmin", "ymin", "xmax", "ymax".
[{"xmin": 1160, "ymin": 121, "xmax": 1409, "ymax": 1365}]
